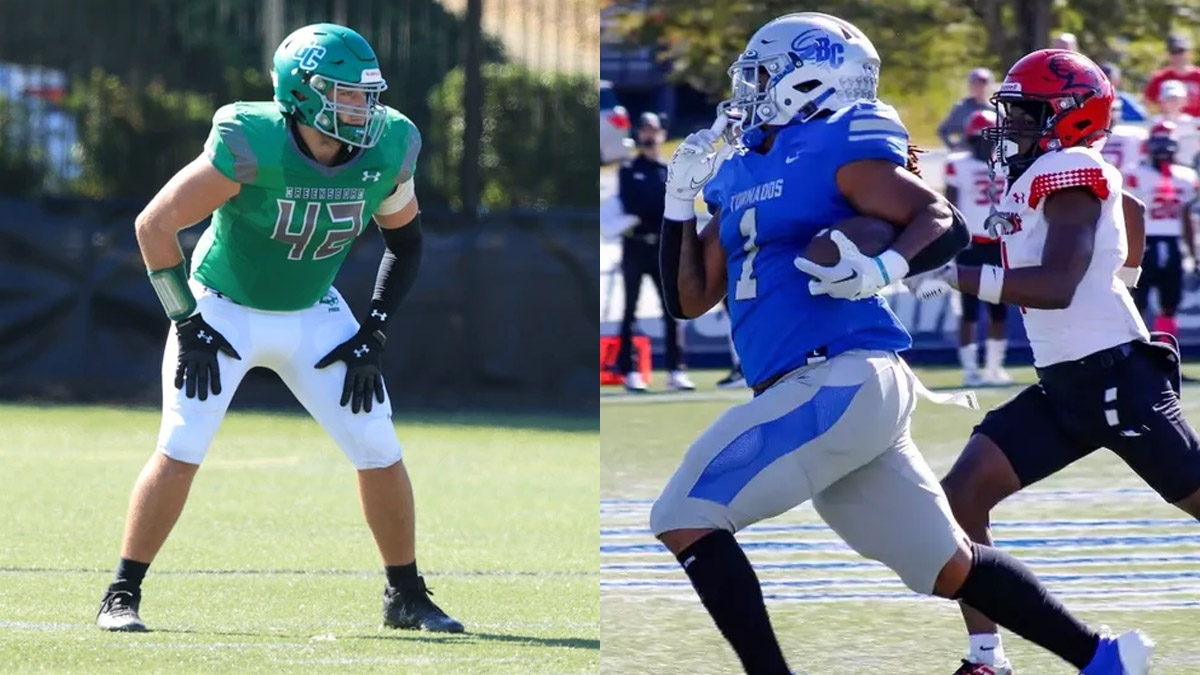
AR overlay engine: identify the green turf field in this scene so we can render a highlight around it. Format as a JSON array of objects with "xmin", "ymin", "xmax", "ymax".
[
  {"xmin": 0, "ymin": 405, "xmax": 598, "ymax": 674},
  {"xmin": 602, "ymin": 365, "xmax": 1200, "ymax": 674}
]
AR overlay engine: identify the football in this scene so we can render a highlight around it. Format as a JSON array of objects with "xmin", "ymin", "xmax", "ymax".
[{"xmin": 801, "ymin": 215, "xmax": 898, "ymax": 266}]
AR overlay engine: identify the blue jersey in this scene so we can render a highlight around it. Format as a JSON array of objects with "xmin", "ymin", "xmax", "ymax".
[{"xmin": 704, "ymin": 101, "xmax": 913, "ymax": 387}]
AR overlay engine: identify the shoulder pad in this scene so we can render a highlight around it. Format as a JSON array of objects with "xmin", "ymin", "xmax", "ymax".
[
  {"xmin": 385, "ymin": 107, "xmax": 422, "ymax": 183},
  {"xmin": 204, "ymin": 103, "xmax": 257, "ymax": 184},
  {"xmin": 1028, "ymin": 148, "xmax": 1112, "ymax": 208},
  {"xmin": 1174, "ymin": 164, "xmax": 1199, "ymax": 182}
]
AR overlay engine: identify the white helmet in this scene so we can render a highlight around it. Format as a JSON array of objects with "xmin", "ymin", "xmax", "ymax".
[{"xmin": 718, "ymin": 12, "xmax": 880, "ymax": 132}]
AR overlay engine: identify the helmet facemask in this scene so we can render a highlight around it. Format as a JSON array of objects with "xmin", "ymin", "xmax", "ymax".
[
  {"xmin": 718, "ymin": 53, "xmax": 838, "ymax": 134},
  {"xmin": 985, "ymin": 98, "xmax": 1051, "ymax": 177},
  {"xmin": 305, "ymin": 74, "xmax": 388, "ymax": 149}
]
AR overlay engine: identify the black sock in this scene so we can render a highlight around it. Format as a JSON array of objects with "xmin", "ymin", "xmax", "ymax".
[
  {"xmin": 111, "ymin": 557, "xmax": 150, "ymax": 592},
  {"xmin": 954, "ymin": 542, "xmax": 1098, "ymax": 669},
  {"xmin": 385, "ymin": 561, "xmax": 418, "ymax": 590},
  {"xmin": 674, "ymin": 530, "xmax": 790, "ymax": 675}
]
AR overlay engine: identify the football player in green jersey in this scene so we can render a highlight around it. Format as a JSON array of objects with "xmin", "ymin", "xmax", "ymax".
[{"xmin": 96, "ymin": 23, "xmax": 462, "ymax": 634}]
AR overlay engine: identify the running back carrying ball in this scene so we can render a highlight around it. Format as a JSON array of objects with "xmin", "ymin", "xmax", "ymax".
[{"xmin": 801, "ymin": 215, "xmax": 898, "ymax": 266}]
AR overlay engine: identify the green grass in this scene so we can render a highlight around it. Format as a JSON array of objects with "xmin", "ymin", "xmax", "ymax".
[
  {"xmin": 0, "ymin": 405, "xmax": 598, "ymax": 674},
  {"xmin": 602, "ymin": 365, "xmax": 1200, "ymax": 674}
]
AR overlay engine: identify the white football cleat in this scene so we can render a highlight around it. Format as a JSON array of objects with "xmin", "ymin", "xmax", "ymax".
[
  {"xmin": 984, "ymin": 367, "xmax": 1014, "ymax": 386},
  {"xmin": 1116, "ymin": 629, "xmax": 1154, "ymax": 675},
  {"xmin": 668, "ymin": 370, "xmax": 696, "ymax": 391},
  {"xmin": 623, "ymin": 372, "xmax": 648, "ymax": 392},
  {"xmin": 962, "ymin": 370, "xmax": 986, "ymax": 387}
]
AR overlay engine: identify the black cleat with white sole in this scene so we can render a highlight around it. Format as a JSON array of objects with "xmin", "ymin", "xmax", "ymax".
[
  {"xmin": 382, "ymin": 576, "xmax": 464, "ymax": 633},
  {"xmin": 96, "ymin": 588, "xmax": 147, "ymax": 632}
]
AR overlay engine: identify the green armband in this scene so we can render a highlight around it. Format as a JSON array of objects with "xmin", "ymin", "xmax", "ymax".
[{"xmin": 148, "ymin": 262, "xmax": 198, "ymax": 321}]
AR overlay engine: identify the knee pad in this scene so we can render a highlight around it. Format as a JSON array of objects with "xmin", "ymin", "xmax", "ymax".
[{"xmin": 344, "ymin": 415, "xmax": 403, "ymax": 469}]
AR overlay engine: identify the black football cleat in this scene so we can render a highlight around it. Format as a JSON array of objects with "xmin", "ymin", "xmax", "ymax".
[
  {"xmin": 382, "ymin": 576, "xmax": 464, "ymax": 633},
  {"xmin": 96, "ymin": 588, "xmax": 147, "ymax": 632}
]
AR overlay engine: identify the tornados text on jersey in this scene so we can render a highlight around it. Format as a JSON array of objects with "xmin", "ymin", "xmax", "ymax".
[
  {"xmin": 992, "ymin": 146, "xmax": 1148, "ymax": 367},
  {"xmin": 195, "ymin": 101, "xmax": 421, "ymax": 311}
]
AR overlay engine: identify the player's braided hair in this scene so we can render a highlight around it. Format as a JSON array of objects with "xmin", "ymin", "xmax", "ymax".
[{"xmin": 906, "ymin": 143, "xmax": 923, "ymax": 177}]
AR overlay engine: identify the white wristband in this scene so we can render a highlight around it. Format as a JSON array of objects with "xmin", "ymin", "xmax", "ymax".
[
  {"xmin": 874, "ymin": 249, "xmax": 910, "ymax": 285},
  {"xmin": 978, "ymin": 264, "xmax": 1005, "ymax": 304},
  {"xmin": 663, "ymin": 195, "xmax": 697, "ymax": 221},
  {"xmin": 1116, "ymin": 265, "xmax": 1142, "ymax": 288}
]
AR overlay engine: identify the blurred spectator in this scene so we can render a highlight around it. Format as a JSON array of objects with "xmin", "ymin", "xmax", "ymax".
[
  {"xmin": 1153, "ymin": 80, "xmax": 1192, "ymax": 122},
  {"xmin": 1149, "ymin": 80, "xmax": 1200, "ymax": 168},
  {"xmin": 1051, "ymin": 32, "xmax": 1078, "ymax": 51},
  {"xmin": 1101, "ymin": 98, "xmax": 1149, "ymax": 174},
  {"xmin": 1145, "ymin": 34, "xmax": 1200, "ymax": 117},
  {"xmin": 937, "ymin": 68, "xmax": 992, "ymax": 150},
  {"xmin": 1100, "ymin": 62, "xmax": 1147, "ymax": 122},
  {"xmin": 616, "ymin": 112, "xmax": 694, "ymax": 392}
]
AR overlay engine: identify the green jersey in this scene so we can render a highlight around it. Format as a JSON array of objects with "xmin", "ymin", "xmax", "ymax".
[{"xmin": 192, "ymin": 101, "xmax": 420, "ymax": 311}]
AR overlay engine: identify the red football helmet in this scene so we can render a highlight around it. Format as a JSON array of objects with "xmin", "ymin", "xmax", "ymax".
[
  {"xmin": 964, "ymin": 109, "xmax": 997, "ymax": 137},
  {"xmin": 985, "ymin": 49, "xmax": 1114, "ymax": 172}
]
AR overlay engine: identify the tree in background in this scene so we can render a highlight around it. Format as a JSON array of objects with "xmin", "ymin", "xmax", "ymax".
[{"xmin": 613, "ymin": 0, "xmax": 1200, "ymax": 142}]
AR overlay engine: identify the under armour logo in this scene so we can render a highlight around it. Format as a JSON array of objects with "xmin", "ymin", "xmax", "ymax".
[
  {"xmin": 354, "ymin": 344, "xmax": 371, "ymax": 358},
  {"xmin": 1012, "ymin": 192, "xmax": 1025, "ymax": 204},
  {"xmin": 370, "ymin": 309, "xmax": 388, "ymax": 321},
  {"xmin": 196, "ymin": 330, "xmax": 213, "ymax": 344},
  {"xmin": 362, "ymin": 170, "xmax": 381, "ymax": 182}
]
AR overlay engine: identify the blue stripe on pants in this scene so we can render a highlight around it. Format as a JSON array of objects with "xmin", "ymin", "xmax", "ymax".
[{"xmin": 687, "ymin": 384, "xmax": 863, "ymax": 506}]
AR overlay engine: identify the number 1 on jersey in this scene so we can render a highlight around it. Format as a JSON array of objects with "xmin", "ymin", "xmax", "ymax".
[{"xmin": 734, "ymin": 207, "xmax": 759, "ymax": 301}]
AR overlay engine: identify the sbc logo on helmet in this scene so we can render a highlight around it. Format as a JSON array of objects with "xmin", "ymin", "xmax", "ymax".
[{"xmin": 293, "ymin": 40, "xmax": 327, "ymax": 70}]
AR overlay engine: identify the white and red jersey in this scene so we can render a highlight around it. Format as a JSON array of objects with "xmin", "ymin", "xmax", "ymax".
[
  {"xmin": 1148, "ymin": 113, "xmax": 1200, "ymax": 169},
  {"xmin": 1098, "ymin": 123, "xmax": 1147, "ymax": 174},
  {"xmin": 1125, "ymin": 162, "xmax": 1199, "ymax": 237},
  {"xmin": 944, "ymin": 151, "xmax": 1006, "ymax": 241},
  {"xmin": 993, "ymin": 147, "xmax": 1148, "ymax": 367}
]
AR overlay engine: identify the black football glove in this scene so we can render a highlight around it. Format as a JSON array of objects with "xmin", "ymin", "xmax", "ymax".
[
  {"xmin": 315, "ymin": 327, "xmax": 387, "ymax": 413},
  {"xmin": 175, "ymin": 314, "xmax": 242, "ymax": 401}
]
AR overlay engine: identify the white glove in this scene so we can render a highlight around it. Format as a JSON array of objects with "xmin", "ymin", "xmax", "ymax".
[
  {"xmin": 664, "ymin": 117, "xmax": 734, "ymax": 221},
  {"xmin": 1184, "ymin": 255, "xmax": 1197, "ymax": 275},
  {"xmin": 902, "ymin": 263, "xmax": 958, "ymax": 300},
  {"xmin": 793, "ymin": 230, "xmax": 909, "ymax": 300}
]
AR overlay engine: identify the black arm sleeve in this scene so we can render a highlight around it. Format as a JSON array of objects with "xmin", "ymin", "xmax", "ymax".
[
  {"xmin": 906, "ymin": 203, "xmax": 970, "ymax": 277},
  {"xmin": 361, "ymin": 212, "xmax": 423, "ymax": 336},
  {"xmin": 659, "ymin": 217, "xmax": 688, "ymax": 319}
]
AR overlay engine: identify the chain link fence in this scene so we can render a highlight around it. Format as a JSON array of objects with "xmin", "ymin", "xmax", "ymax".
[{"xmin": 0, "ymin": 0, "xmax": 598, "ymax": 215}]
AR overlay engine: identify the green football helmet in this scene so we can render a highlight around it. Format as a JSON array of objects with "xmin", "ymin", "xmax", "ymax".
[{"xmin": 271, "ymin": 23, "xmax": 388, "ymax": 148}]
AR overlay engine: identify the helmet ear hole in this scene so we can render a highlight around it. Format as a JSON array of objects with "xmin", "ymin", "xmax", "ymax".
[
  {"xmin": 794, "ymin": 79, "xmax": 822, "ymax": 93},
  {"xmin": 292, "ymin": 89, "xmax": 309, "ymax": 102}
]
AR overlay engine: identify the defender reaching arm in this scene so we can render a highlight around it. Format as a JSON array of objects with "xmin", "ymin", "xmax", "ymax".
[{"xmin": 955, "ymin": 187, "xmax": 1099, "ymax": 309}]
